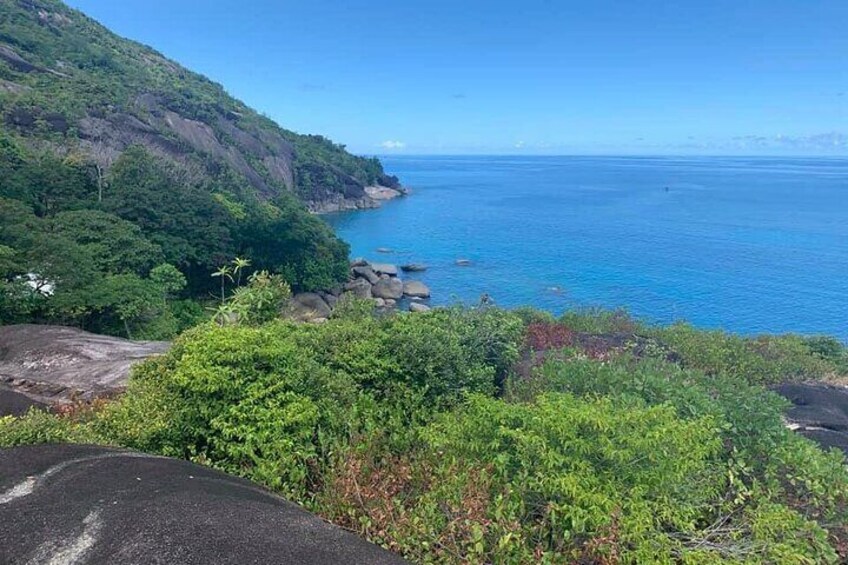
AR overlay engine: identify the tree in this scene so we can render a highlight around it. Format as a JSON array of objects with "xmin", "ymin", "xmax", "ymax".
[
  {"xmin": 47, "ymin": 210, "xmax": 163, "ymax": 276},
  {"xmin": 150, "ymin": 263, "xmax": 187, "ymax": 306},
  {"xmin": 211, "ymin": 265, "xmax": 233, "ymax": 303}
]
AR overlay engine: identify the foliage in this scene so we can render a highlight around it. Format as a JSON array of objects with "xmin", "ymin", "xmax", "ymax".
[
  {"xmin": 217, "ymin": 270, "xmax": 292, "ymax": 325},
  {"xmin": 652, "ymin": 323, "xmax": 837, "ymax": 384},
  {"xmin": 2, "ymin": 305, "xmax": 846, "ymax": 562}
]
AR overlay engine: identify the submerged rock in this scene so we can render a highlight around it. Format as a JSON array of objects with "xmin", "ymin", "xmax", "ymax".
[
  {"xmin": 455, "ymin": 259, "xmax": 471, "ymax": 266},
  {"xmin": 409, "ymin": 303, "xmax": 431, "ymax": 313},
  {"xmin": 0, "ymin": 445, "xmax": 406, "ymax": 565},
  {"xmin": 400, "ymin": 264, "xmax": 427, "ymax": 273}
]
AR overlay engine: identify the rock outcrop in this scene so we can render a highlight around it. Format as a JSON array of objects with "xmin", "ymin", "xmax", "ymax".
[
  {"xmin": 774, "ymin": 383, "xmax": 848, "ymax": 456},
  {"xmin": 403, "ymin": 281, "xmax": 431, "ymax": 299},
  {"xmin": 0, "ymin": 1, "xmax": 401, "ymax": 214},
  {"xmin": 0, "ymin": 325, "xmax": 169, "ymax": 405},
  {"xmin": 0, "ymin": 385, "xmax": 46, "ymax": 417},
  {"xmin": 0, "ymin": 444, "xmax": 406, "ymax": 565},
  {"xmin": 287, "ymin": 292, "xmax": 333, "ymax": 322},
  {"xmin": 372, "ymin": 278, "xmax": 404, "ymax": 300}
]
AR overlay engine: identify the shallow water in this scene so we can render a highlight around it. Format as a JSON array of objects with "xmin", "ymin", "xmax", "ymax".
[{"xmin": 326, "ymin": 156, "xmax": 848, "ymax": 339}]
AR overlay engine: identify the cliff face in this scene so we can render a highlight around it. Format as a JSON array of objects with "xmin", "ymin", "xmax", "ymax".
[{"xmin": 0, "ymin": 0, "xmax": 398, "ymax": 210}]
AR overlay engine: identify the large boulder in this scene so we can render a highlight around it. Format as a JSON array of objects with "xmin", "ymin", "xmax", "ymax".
[
  {"xmin": 403, "ymin": 281, "xmax": 431, "ymax": 299},
  {"xmin": 343, "ymin": 278, "xmax": 372, "ymax": 300},
  {"xmin": 352, "ymin": 266, "xmax": 380, "ymax": 285},
  {"xmin": 0, "ymin": 445, "xmax": 406, "ymax": 565},
  {"xmin": 372, "ymin": 278, "xmax": 404, "ymax": 300},
  {"xmin": 0, "ymin": 385, "xmax": 47, "ymax": 417},
  {"xmin": 774, "ymin": 383, "xmax": 848, "ymax": 455},
  {"xmin": 370, "ymin": 263, "xmax": 398, "ymax": 277},
  {"xmin": 409, "ymin": 303, "xmax": 431, "ymax": 313},
  {"xmin": 287, "ymin": 293, "xmax": 332, "ymax": 322},
  {"xmin": 0, "ymin": 325, "xmax": 169, "ymax": 404}
]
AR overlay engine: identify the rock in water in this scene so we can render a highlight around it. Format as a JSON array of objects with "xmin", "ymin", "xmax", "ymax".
[
  {"xmin": 376, "ymin": 247, "xmax": 394, "ymax": 253},
  {"xmin": 0, "ymin": 325, "xmax": 169, "ymax": 404},
  {"xmin": 343, "ymin": 278, "xmax": 373, "ymax": 299},
  {"xmin": 409, "ymin": 303, "xmax": 431, "ymax": 313},
  {"xmin": 370, "ymin": 263, "xmax": 399, "ymax": 277},
  {"xmin": 352, "ymin": 266, "xmax": 380, "ymax": 285},
  {"xmin": 0, "ymin": 445, "xmax": 406, "ymax": 565},
  {"xmin": 400, "ymin": 264, "xmax": 427, "ymax": 273},
  {"xmin": 403, "ymin": 281, "xmax": 431, "ymax": 299},
  {"xmin": 455, "ymin": 259, "xmax": 471, "ymax": 266},
  {"xmin": 287, "ymin": 293, "xmax": 333, "ymax": 322},
  {"xmin": 372, "ymin": 278, "xmax": 404, "ymax": 300}
]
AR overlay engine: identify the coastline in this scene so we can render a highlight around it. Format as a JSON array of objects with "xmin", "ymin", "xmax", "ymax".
[{"xmin": 309, "ymin": 184, "xmax": 408, "ymax": 214}]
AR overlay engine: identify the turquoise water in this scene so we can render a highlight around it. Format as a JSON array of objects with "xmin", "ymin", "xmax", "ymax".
[{"xmin": 326, "ymin": 156, "xmax": 848, "ymax": 340}]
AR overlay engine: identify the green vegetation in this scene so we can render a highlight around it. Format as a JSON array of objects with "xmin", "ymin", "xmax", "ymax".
[
  {"xmin": 0, "ymin": 0, "xmax": 396, "ymax": 336},
  {"xmin": 0, "ymin": 133, "xmax": 348, "ymax": 337},
  {"xmin": 0, "ymin": 0, "xmax": 392, "ymax": 201},
  {"xmin": 3, "ymin": 306, "xmax": 847, "ymax": 563}
]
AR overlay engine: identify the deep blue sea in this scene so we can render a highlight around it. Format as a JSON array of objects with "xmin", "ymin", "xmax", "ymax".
[{"xmin": 326, "ymin": 156, "xmax": 848, "ymax": 340}]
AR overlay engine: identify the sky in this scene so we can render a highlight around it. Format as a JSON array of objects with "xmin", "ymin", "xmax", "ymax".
[{"xmin": 67, "ymin": 0, "xmax": 848, "ymax": 156}]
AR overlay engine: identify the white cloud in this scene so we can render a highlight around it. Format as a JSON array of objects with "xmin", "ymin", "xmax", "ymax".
[
  {"xmin": 380, "ymin": 140, "xmax": 406, "ymax": 150},
  {"xmin": 514, "ymin": 140, "xmax": 525, "ymax": 149}
]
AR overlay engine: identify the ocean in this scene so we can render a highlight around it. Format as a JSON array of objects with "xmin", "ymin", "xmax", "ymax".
[{"xmin": 325, "ymin": 156, "xmax": 848, "ymax": 340}]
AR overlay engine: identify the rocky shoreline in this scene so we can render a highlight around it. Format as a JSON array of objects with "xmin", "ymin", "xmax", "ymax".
[
  {"xmin": 287, "ymin": 258, "xmax": 431, "ymax": 322},
  {"xmin": 308, "ymin": 184, "xmax": 408, "ymax": 214}
]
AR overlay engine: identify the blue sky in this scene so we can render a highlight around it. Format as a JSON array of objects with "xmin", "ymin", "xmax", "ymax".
[{"xmin": 68, "ymin": 0, "xmax": 848, "ymax": 155}]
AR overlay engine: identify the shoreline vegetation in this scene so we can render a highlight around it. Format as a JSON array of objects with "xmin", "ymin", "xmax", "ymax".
[{"xmin": 2, "ymin": 305, "xmax": 847, "ymax": 562}]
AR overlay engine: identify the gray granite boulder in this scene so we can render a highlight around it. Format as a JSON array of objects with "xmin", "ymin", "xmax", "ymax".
[
  {"xmin": 343, "ymin": 278, "xmax": 373, "ymax": 300},
  {"xmin": 0, "ymin": 444, "xmax": 406, "ymax": 565},
  {"xmin": 0, "ymin": 325, "xmax": 169, "ymax": 404},
  {"xmin": 0, "ymin": 385, "xmax": 47, "ymax": 417},
  {"xmin": 352, "ymin": 266, "xmax": 380, "ymax": 285},
  {"xmin": 372, "ymin": 278, "xmax": 404, "ymax": 300},
  {"xmin": 287, "ymin": 293, "xmax": 333, "ymax": 322},
  {"xmin": 409, "ymin": 303, "xmax": 431, "ymax": 313},
  {"xmin": 370, "ymin": 263, "xmax": 398, "ymax": 277},
  {"xmin": 774, "ymin": 383, "xmax": 848, "ymax": 456},
  {"xmin": 403, "ymin": 281, "xmax": 431, "ymax": 299}
]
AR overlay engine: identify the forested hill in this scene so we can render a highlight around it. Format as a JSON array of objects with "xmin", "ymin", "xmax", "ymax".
[
  {"xmin": 0, "ymin": 0, "xmax": 399, "ymax": 337},
  {"xmin": 0, "ymin": 0, "xmax": 399, "ymax": 209}
]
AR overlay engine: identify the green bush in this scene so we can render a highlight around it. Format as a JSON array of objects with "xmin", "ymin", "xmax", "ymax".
[
  {"xmin": 2, "ymin": 306, "xmax": 846, "ymax": 562},
  {"xmin": 653, "ymin": 323, "xmax": 836, "ymax": 384}
]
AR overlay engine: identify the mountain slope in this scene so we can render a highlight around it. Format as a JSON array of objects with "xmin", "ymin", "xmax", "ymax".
[
  {"xmin": 0, "ymin": 0, "xmax": 400, "ymax": 211},
  {"xmin": 0, "ymin": 0, "xmax": 403, "ymax": 337}
]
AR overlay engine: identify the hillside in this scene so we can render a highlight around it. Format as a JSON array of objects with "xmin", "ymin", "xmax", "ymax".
[
  {"xmin": 0, "ymin": 0, "xmax": 400, "ymax": 211},
  {"xmin": 0, "ymin": 0, "xmax": 409, "ymax": 337}
]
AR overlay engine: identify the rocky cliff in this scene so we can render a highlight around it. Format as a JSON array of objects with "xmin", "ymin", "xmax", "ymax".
[{"xmin": 0, "ymin": 0, "xmax": 400, "ymax": 211}]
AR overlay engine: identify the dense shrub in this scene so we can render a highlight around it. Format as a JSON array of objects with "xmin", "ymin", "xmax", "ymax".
[
  {"xmin": 1, "ymin": 306, "xmax": 846, "ymax": 562},
  {"xmin": 652, "ymin": 323, "xmax": 836, "ymax": 385}
]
